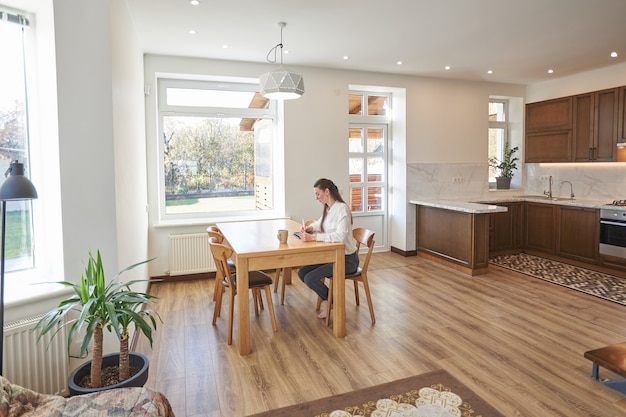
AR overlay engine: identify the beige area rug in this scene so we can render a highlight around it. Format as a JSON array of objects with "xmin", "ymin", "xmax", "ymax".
[
  {"xmin": 490, "ymin": 253, "xmax": 626, "ymax": 306},
  {"xmin": 247, "ymin": 369, "xmax": 503, "ymax": 417}
]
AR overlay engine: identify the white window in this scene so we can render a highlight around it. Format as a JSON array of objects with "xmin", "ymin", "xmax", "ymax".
[
  {"xmin": 157, "ymin": 79, "xmax": 280, "ymax": 221},
  {"xmin": 348, "ymin": 92, "xmax": 389, "ymax": 213},
  {"xmin": 488, "ymin": 99, "xmax": 508, "ymax": 184},
  {"xmin": 0, "ymin": 8, "xmax": 35, "ymax": 273}
]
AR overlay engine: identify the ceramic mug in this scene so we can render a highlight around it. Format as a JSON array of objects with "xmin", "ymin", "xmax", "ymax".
[{"xmin": 277, "ymin": 229, "xmax": 288, "ymax": 244}]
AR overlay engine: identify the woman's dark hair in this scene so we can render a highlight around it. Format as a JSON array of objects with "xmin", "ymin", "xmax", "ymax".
[{"xmin": 313, "ymin": 178, "xmax": 352, "ymax": 232}]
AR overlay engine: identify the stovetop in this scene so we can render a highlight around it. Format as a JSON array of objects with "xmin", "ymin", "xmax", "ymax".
[{"xmin": 607, "ymin": 200, "xmax": 626, "ymax": 206}]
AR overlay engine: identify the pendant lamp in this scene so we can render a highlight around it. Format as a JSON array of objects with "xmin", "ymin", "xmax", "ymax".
[{"xmin": 259, "ymin": 22, "xmax": 304, "ymax": 100}]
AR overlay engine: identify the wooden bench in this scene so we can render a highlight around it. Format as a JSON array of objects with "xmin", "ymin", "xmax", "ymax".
[{"xmin": 584, "ymin": 342, "xmax": 626, "ymax": 393}]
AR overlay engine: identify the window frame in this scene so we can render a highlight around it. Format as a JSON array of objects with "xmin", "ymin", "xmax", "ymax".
[
  {"xmin": 156, "ymin": 78, "xmax": 283, "ymax": 223},
  {"xmin": 489, "ymin": 98, "xmax": 511, "ymax": 186}
]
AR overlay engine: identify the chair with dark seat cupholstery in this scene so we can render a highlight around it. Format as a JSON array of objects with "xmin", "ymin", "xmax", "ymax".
[{"xmin": 209, "ymin": 237, "xmax": 278, "ymax": 344}]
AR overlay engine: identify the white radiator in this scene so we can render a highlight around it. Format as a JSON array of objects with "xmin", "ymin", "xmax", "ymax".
[
  {"xmin": 3, "ymin": 315, "xmax": 69, "ymax": 396},
  {"xmin": 169, "ymin": 232, "xmax": 215, "ymax": 276}
]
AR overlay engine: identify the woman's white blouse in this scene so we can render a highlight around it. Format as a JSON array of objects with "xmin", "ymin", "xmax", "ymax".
[{"xmin": 309, "ymin": 202, "xmax": 357, "ymax": 255}]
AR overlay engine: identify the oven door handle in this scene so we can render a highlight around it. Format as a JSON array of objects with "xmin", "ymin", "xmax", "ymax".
[{"xmin": 600, "ymin": 220, "xmax": 626, "ymax": 227}]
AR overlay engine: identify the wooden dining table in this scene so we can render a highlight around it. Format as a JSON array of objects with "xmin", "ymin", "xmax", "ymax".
[{"xmin": 216, "ymin": 218, "xmax": 346, "ymax": 355}]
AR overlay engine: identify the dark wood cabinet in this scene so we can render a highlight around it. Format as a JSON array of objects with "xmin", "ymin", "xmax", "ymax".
[
  {"xmin": 557, "ymin": 206, "xmax": 599, "ymax": 263},
  {"xmin": 619, "ymin": 86, "xmax": 626, "ymax": 143},
  {"xmin": 527, "ymin": 86, "xmax": 623, "ymax": 163},
  {"xmin": 526, "ymin": 97, "xmax": 572, "ymax": 133},
  {"xmin": 525, "ymin": 203, "xmax": 556, "ymax": 253},
  {"xmin": 489, "ymin": 202, "xmax": 523, "ymax": 254}
]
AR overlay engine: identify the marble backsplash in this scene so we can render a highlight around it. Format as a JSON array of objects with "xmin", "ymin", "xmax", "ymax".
[
  {"xmin": 404, "ymin": 161, "xmax": 626, "ymax": 250},
  {"xmin": 407, "ymin": 162, "xmax": 626, "ymax": 203}
]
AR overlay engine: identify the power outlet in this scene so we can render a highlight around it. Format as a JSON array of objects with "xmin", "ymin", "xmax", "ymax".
[
  {"xmin": 452, "ymin": 176, "xmax": 464, "ymax": 183},
  {"xmin": 540, "ymin": 175, "xmax": 549, "ymax": 181}
]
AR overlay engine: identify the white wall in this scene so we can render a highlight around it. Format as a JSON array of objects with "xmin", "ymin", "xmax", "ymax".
[{"xmin": 143, "ymin": 55, "xmax": 527, "ymax": 269}]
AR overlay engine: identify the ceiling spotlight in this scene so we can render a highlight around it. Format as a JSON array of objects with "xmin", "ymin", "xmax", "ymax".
[
  {"xmin": 259, "ymin": 22, "xmax": 305, "ymax": 100},
  {"xmin": 343, "ymin": 56, "xmax": 349, "ymax": 60},
  {"xmin": 222, "ymin": 44, "xmax": 229, "ymax": 49},
  {"xmin": 188, "ymin": 30, "xmax": 197, "ymax": 35},
  {"xmin": 445, "ymin": 66, "xmax": 451, "ymax": 70},
  {"xmin": 190, "ymin": 0, "xmax": 199, "ymax": 5},
  {"xmin": 547, "ymin": 69, "xmax": 554, "ymax": 74},
  {"xmin": 397, "ymin": 61, "xmax": 403, "ymax": 65},
  {"xmin": 611, "ymin": 51, "xmax": 618, "ymax": 58},
  {"xmin": 487, "ymin": 70, "xmax": 493, "ymax": 75}
]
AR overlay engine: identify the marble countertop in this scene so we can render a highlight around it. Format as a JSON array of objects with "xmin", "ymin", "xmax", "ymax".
[{"xmin": 409, "ymin": 195, "xmax": 621, "ymax": 213}]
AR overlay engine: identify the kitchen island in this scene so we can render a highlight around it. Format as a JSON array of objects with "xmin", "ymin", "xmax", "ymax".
[{"xmin": 409, "ymin": 200, "xmax": 507, "ymax": 275}]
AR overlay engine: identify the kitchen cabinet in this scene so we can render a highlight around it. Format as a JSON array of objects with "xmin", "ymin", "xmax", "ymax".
[
  {"xmin": 525, "ymin": 203, "xmax": 557, "ymax": 253},
  {"xmin": 526, "ymin": 97, "xmax": 572, "ymax": 133},
  {"xmin": 557, "ymin": 206, "xmax": 599, "ymax": 263},
  {"xmin": 573, "ymin": 88, "xmax": 618, "ymax": 162},
  {"xmin": 525, "ymin": 131, "xmax": 571, "ymax": 162},
  {"xmin": 489, "ymin": 202, "xmax": 523, "ymax": 254},
  {"xmin": 619, "ymin": 86, "xmax": 626, "ymax": 143}
]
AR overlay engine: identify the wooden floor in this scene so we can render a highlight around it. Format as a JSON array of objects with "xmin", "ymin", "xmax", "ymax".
[{"xmin": 135, "ymin": 251, "xmax": 626, "ymax": 417}]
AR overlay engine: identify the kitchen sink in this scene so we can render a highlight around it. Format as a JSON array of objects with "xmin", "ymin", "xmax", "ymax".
[{"xmin": 523, "ymin": 195, "xmax": 576, "ymax": 202}]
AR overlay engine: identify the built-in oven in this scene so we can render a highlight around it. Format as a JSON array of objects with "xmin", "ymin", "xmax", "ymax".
[{"xmin": 600, "ymin": 208, "xmax": 626, "ymax": 259}]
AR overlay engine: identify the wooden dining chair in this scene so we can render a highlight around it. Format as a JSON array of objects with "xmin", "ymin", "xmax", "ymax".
[
  {"xmin": 273, "ymin": 219, "xmax": 315, "ymax": 305},
  {"xmin": 208, "ymin": 237, "xmax": 278, "ymax": 344},
  {"xmin": 317, "ymin": 227, "xmax": 376, "ymax": 326}
]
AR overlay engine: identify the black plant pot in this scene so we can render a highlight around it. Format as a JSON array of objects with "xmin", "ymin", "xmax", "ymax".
[{"xmin": 68, "ymin": 352, "xmax": 149, "ymax": 397}]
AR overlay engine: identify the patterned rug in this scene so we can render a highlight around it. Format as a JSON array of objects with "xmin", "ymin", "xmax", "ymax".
[
  {"xmin": 247, "ymin": 369, "xmax": 503, "ymax": 417},
  {"xmin": 490, "ymin": 253, "xmax": 626, "ymax": 306}
]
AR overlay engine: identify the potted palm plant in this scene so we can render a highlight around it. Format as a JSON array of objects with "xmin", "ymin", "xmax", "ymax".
[
  {"xmin": 489, "ymin": 143, "xmax": 519, "ymax": 189},
  {"xmin": 35, "ymin": 250, "xmax": 160, "ymax": 395}
]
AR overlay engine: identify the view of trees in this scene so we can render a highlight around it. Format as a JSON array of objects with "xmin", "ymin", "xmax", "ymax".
[
  {"xmin": 163, "ymin": 116, "xmax": 255, "ymax": 196},
  {"xmin": 0, "ymin": 102, "xmax": 26, "ymax": 162}
]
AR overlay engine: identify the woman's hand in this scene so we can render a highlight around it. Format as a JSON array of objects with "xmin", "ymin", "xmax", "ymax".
[{"xmin": 300, "ymin": 231, "xmax": 316, "ymax": 241}]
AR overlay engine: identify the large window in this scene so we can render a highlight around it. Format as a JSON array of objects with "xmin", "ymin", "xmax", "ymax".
[
  {"xmin": 348, "ymin": 92, "xmax": 388, "ymax": 213},
  {"xmin": 488, "ymin": 99, "xmax": 508, "ymax": 184},
  {"xmin": 0, "ymin": 8, "xmax": 35, "ymax": 272},
  {"xmin": 157, "ymin": 79, "xmax": 278, "ymax": 220}
]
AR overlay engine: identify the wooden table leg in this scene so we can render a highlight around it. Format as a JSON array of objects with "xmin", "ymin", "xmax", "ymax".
[
  {"xmin": 236, "ymin": 257, "xmax": 251, "ymax": 355},
  {"xmin": 332, "ymin": 247, "xmax": 345, "ymax": 338}
]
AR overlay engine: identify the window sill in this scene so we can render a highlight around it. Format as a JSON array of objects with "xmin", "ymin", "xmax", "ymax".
[{"xmin": 154, "ymin": 213, "xmax": 288, "ymax": 228}]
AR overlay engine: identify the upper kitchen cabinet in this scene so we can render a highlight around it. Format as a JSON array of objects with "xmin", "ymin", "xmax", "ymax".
[
  {"xmin": 526, "ymin": 86, "xmax": 624, "ymax": 163},
  {"xmin": 573, "ymin": 88, "xmax": 618, "ymax": 162},
  {"xmin": 525, "ymin": 97, "xmax": 573, "ymax": 162},
  {"xmin": 526, "ymin": 96, "xmax": 572, "ymax": 133}
]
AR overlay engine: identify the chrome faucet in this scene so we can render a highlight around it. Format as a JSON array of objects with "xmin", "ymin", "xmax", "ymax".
[
  {"xmin": 560, "ymin": 180, "xmax": 575, "ymax": 200},
  {"xmin": 543, "ymin": 175, "xmax": 553, "ymax": 199}
]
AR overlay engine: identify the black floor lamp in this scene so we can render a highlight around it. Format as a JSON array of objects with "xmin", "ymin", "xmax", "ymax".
[{"xmin": 0, "ymin": 160, "xmax": 38, "ymax": 375}]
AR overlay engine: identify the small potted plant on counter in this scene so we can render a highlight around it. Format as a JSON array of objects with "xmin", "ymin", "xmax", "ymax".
[
  {"xmin": 35, "ymin": 250, "xmax": 160, "ymax": 395},
  {"xmin": 489, "ymin": 143, "xmax": 519, "ymax": 189}
]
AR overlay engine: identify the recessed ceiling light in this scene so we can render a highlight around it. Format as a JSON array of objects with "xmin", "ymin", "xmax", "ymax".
[
  {"xmin": 444, "ymin": 66, "xmax": 451, "ymax": 70},
  {"xmin": 611, "ymin": 51, "xmax": 618, "ymax": 58},
  {"xmin": 222, "ymin": 44, "xmax": 228, "ymax": 49},
  {"xmin": 547, "ymin": 69, "xmax": 554, "ymax": 74},
  {"xmin": 189, "ymin": 29, "xmax": 197, "ymax": 35},
  {"xmin": 343, "ymin": 56, "xmax": 349, "ymax": 60},
  {"xmin": 487, "ymin": 70, "xmax": 493, "ymax": 75},
  {"xmin": 397, "ymin": 60, "xmax": 403, "ymax": 65},
  {"xmin": 284, "ymin": 50, "xmax": 290, "ymax": 54},
  {"xmin": 190, "ymin": 0, "xmax": 199, "ymax": 5}
]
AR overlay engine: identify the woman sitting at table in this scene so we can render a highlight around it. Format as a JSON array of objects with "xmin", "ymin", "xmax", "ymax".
[{"xmin": 298, "ymin": 178, "xmax": 359, "ymax": 319}]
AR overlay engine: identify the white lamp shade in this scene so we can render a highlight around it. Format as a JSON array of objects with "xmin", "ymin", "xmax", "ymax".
[{"xmin": 259, "ymin": 69, "xmax": 305, "ymax": 100}]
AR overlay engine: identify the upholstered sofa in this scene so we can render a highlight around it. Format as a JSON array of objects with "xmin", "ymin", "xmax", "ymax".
[{"xmin": 0, "ymin": 376, "xmax": 175, "ymax": 417}]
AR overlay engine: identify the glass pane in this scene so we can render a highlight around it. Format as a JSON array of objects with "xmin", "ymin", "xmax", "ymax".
[
  {"xmin": 349, "ymin": 127, "xmax": 363, "ymax": 152},
  {"xmin": 166, "ymin": 87, "xmax": 261, "ymax": 109},
  {"xmin": 489, "ymin": 101, "xmax": 505, "ymax": 122},
  {"xmin": 0, "ymin": 20, "xmax": 34, "ymax": 271},
  {"xmin": 367, "ymin": 186, "xmax": 383, "ymax": 212},
  {"xmin": 349, "ymin": 157, "xmax": 363, "ymax": 182},
  {"xmin": 350, "ymin": 187, "xmax": 363, "ymax": 212},
  {"xmin": 348, "ymin": 94, "xmax": 363, "ymax": 115},
  {"xmin": 366, "ymin": 157, "xmax": 384, "ymax": 182},
  {"xmin": 367, "ymin": 95, "xmax": 388, "ymax": 116},
  {"xmin": 163, "ymin": 115, "xmax": 270, "ymax": 215},
  {"xmin": 488, "ymin": 128, "xmax": 505, "ymax": 179},
  {"xmin": 366, "ymin": 128, "xmax": 384, "ymax": 153}
]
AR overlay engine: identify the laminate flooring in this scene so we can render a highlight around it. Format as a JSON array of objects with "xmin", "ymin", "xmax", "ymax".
[{"xmin": 135, "ymin": 251, "xmax": 626, "ymax": 417}]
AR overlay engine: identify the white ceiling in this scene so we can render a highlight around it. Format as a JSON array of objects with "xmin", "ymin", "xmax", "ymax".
[{"xmin": 126, "ymin": 0, "xmax": 626, "ymax": 85}]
